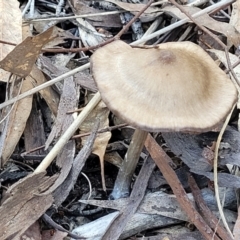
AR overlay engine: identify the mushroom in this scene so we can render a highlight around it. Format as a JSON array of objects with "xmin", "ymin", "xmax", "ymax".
[{"xmin": 90, "ymin": 40, "xmax": 237, "ymax": 199}]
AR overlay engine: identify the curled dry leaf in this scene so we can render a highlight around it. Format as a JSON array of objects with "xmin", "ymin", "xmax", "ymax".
[
  {"xmin": 81, "ymin": 100, "xmax": 111, "ymax": 191},
  {"xmin": 0, "ymin": 0, "xmax": 22, "ymax": 82},
  {"xmin": 162, "ymin": 5, "xmax": 240, "ymax": 47}
]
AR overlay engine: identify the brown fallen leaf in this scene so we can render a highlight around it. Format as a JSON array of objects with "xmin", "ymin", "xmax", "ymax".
[
  {"xmin": 0, "ymin": 27, "xmax": 54, "ymax": 78},
  {"xmin": 0, "ymin": 0, "xmax": 22, "ymax": 82}
]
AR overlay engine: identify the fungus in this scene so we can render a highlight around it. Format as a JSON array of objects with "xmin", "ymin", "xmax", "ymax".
[{"xmin": 91, "ymin": 40, "xmax": 237, "ymax": 199}]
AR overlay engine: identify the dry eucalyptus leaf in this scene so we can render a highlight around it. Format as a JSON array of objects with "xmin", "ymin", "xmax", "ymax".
[
  {"xmin": 0, "ymin": 77, "xmax": 33, "ymax": 166},
  {"xmin": 0, "ymin": 27, "xmax": 54, "ymax": 78},
  {"xmin": 0, "ymin": 172, "xmax": 56, "ymax": 240},
  {"xmin": 69, "ymin": 2, "xmax": 108, "ymax": 47},
  {"xmin": 30, "ymin": 64, "xmax": 59, "ymax": 116},
  {"xmin": 0, "ymin": 0, "xmax": 22, "ymax": 82},
  {"xmin": 162, "ymin": 5, "xmax": 240, "ymax": 47},
  {"xmin": 45, "ymin": 73, "xmax": 78, "ymax": 148},
  {"xmin": 70, "ymin": 0, "xmax": 121, "ymax": 28},
  {"xmin": 106, "ymin": 0, "xmax": 162, "ymax": 22},
  {"xmin": 81, "ymin": 100, "xmax": 111, "ymax": 191},
  {"xmin": 43, "ymin": 74, "xmax": 78, "ymax": 194}
]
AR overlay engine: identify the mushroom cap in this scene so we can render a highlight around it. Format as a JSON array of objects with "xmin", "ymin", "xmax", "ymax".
[{"xmin": 91, "ymin": 40, "xmax": 237, "ymax": 132}]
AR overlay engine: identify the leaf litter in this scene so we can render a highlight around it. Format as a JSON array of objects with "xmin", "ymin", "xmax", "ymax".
[{"xmin": 0, "ymin": 0, "xmax": 240, "ymax": 239}]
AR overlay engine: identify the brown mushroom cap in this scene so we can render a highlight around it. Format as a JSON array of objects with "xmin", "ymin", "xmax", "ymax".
[{"xmin": 91, "ymin": 40, "xmax": 237, "ymax": 132}]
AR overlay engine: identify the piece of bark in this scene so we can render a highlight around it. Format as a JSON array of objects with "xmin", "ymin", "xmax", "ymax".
[{"xmin": 0, "ymin": 172, "xmax": 56, "ymax": 240}]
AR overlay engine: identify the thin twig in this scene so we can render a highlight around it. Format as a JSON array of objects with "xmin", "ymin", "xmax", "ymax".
[
  {"xmin": 25, "ymin": 10, "xmax": 126, "ymax": 22},
  {"xmin": 213, "ymin": 103, "xmax": 236, "ymax": 239},
  {"xmin": 81, "ymin": 172, "xmax": 92, "ymax": 200},
  {"xmin": 72, "ymin": 123, "xmax": 128, "ymax": 139}
]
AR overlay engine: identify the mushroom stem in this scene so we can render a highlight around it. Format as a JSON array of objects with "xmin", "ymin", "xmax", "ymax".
[{"xmin": 110, "ymin": 129, "xmax": 148, "ymax": 199}]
